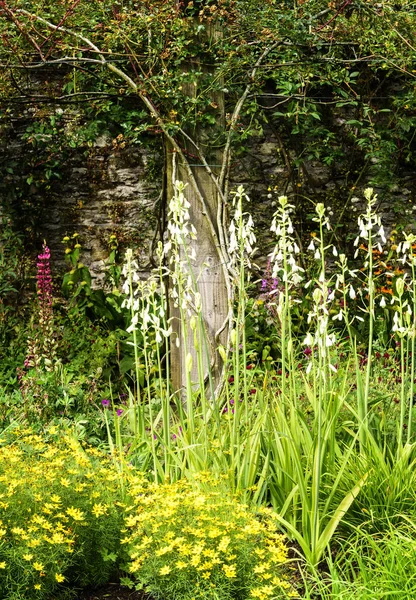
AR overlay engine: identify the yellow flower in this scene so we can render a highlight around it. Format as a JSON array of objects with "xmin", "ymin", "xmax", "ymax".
[
  {"xmin": 252, "ymin": 585, "xmax": 274, "ymax": 598},
  {"xmin": 155, "ymin": 545, "xmax": 173, "ymax": 556},
  {"xmin": 254, "ymin": 563, "xmax": 269, "ymax": 574},
  {"xmin": 223, "ymin": 564, "xmax": 237, "ymax": 578},
  {"xmin": 208, "ymin": 528, "xmax": 221, "ymax": 538},
  {"xmin": 33, "ymin": 561, "xmax": 44, "ymax": 571},
  {"xmin": 190, "ymin": 555, "xmax": 201, "ymax": 567},
  {"xmin": 218, "ymin": 535, "xmax": 231, "ymax": 552},
  {"xmin": 66, "ymin": 507, "xmax": 85, "ymax": 521},
  {"xmin": 159, "ymin": 565, "xmax": 171, "ymax": 575},
  {"xmin": 92, "ymin": 503, "xmax": 107, "ymax": 518},
  {"xmin": 175, "ymin": 560, "xmax": 187, "ymax": 570},
  {"xmin": 50, "ymin": 531, "xmax": 66, "ymax": 544},
  {"xmin": 55, "ymin": 573, "xmax": 65, "ymax": 582},
  {"xmin": 272, "ymin": 576, "xmax": 290, "ymax": 589},
  {"xmin": 0, "ymin": 561, "xmax": 6, "ymax": 569},
  {"xmin": 34, "ymin": 584, "xmax": 41, "ymax": 590},
  {"xmin": 23, "ymin": 554, "xmax": 33, "ymax": 561}
]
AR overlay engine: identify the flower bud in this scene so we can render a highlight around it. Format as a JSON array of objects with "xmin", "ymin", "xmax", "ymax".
[
  {"xmin": 185, "ymin": 353, "xmax": 193, "ymax": 373},
  {"xmin": 396, "ymin": 277, "xmax": 405, "ymax": 297},
  {"xmin": 189, "ymin": 316, "xmax": 197, "ymax": 331},
  {"xmin": 218, "ymin": 345, "xmax": 227, "ymax": 362}
]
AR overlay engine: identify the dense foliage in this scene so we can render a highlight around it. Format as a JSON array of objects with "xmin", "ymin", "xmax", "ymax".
[
  {"xmin": 1, "ymin": 1, "xmax": 416, "ymax": 599},
  {"xmin": 1, "ymin": 0, "xmax": 416, "ymax": 241},
  {"xmin": 0, "ymin": 427, "xmax": 295, "ymax": 600},
  {"xmin": 0, "ymin": 426, "xmax": 123, "ymax": 599}
]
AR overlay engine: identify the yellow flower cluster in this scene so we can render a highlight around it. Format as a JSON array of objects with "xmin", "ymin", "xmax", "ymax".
[
  {"xmin": 0, "ymin": 426, "xmax": 123, "ymax": 599},
  {"xmin": 0, "ymin": 428, "xmax": 299, "ymax": 600},
  {"xmin": 122, "ymin": 473, "xmax": 297, "ymax": 600}
]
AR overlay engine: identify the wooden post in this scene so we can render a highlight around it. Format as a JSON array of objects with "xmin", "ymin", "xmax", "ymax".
[{"xmin": 166, "ymin": 21, "xmax": 229, "ymax": 397}]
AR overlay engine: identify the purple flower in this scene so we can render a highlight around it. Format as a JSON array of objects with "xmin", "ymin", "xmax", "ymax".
[
  {"xmin": 24, "ymin": 242, "xmax": 56, "ymax": 371},
  {"xmin": 36, "ymin": 243, "xmax": 53, "ymax": 308},
  {"xmin": 101, "ymin": 399, "xmax": 110, "ymax": 407},
  {"xmin": 260, "ymin": 261, "xmax": 280, "ymax": 294},
  {"xmin": 116, "ymin": 409, "xmax": 123, "ymax": 417},
  {"xmin": 172, "ymin": 427, "xmax": 182, "ymax": 439}
]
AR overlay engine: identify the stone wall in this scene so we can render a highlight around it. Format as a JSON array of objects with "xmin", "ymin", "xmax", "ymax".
[
  {"xmin": 1, "ymin": 114, "xmax": 416, "ymax": 285},
  {"xmin": 0, "ymin": 114, "xmax": 162, "ymax": 285},
  {"xmin": 41, "ymin": 143, "xmax": 161, "ymax": 285}
]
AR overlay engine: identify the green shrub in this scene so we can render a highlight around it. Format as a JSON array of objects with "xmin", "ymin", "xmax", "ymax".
[
  {"xmin": 0, "ymin": 426, "xmax": 124, "ymax": 599},
  {"xmin": 121, "ymin": 474, "xmax": 298, "ymax": 600}
]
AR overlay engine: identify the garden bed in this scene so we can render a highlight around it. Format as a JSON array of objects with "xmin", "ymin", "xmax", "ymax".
[{"xmin": 78, "ymin": 584, "xmax": 149, "ymax": 600}]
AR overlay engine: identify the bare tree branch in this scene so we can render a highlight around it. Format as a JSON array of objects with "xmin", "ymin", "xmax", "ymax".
[{"xmin": 7, "ymin": 8, "xmax": 234, "ymax": 304}]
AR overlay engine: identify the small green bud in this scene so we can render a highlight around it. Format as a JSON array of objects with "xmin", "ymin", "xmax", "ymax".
[
  {"xmin": 315, "ymin": 203, "xmax": 325, "ymax": 218},
  {"xmin": 396, "ymin": 277, "xmax": 405, "ymax": 297},
  {"xmin": 218, "ymin": 345, "xmax": 227, "ymax": 362},
  {"xmin": 185, "ymin": 353, "xmax": 193, "ymax": 373}
]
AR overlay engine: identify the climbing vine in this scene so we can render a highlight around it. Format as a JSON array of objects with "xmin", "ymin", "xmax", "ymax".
[
  {"xmin": 0, "ymin": 0, "xmax": 415, "ymax": 249},
  {"xmin": 0, "ymin": 1, "xmax": 414, "ymax": 193}
]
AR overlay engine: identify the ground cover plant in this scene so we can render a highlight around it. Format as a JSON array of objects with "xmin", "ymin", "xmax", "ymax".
[
  {"xmin": 121, "ymin": 475, "xmax": 296, "ymax": 600},
  {"xmin": 0, "ymin": 426, "xmax": 296, "ymax": 600},
  {"xmin": 0, "ymin": 425, "xmax": 123, "ymax": 599}
]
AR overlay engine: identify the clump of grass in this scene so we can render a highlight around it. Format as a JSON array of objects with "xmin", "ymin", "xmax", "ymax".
[{"xmin": 303, "ymin": 519, "xmax": 416, "ymax": 599}]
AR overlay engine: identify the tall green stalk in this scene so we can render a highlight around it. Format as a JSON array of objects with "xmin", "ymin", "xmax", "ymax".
[{"xmin": 123, "ymin": 250, "xmax": 144, "ymax": 438}]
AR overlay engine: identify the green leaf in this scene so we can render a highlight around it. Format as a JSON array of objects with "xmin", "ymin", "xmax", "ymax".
[
  {"xmin": 119, "ymin": 355, "xmax": 135, "ymax": 374},
  {"xmin": 316, "ymin": 472, "xmax": 368, "ymax": 560},
  {"xmin": 119, "ymin": 577, "xmax": 135, "ymax": 589}
]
